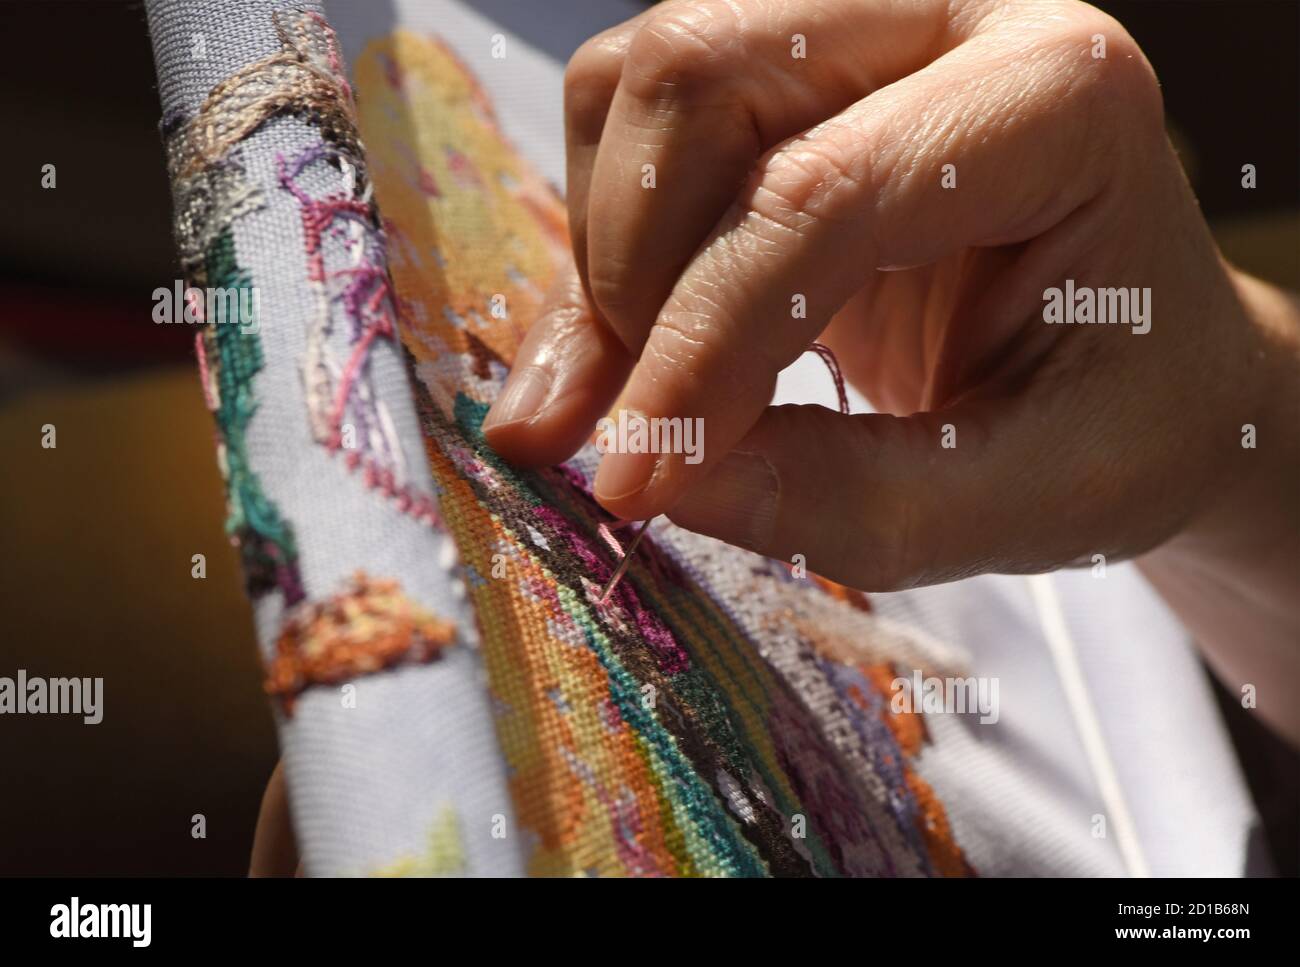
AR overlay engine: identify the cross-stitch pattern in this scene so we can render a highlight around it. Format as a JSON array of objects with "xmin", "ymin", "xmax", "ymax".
[
  {"xmin": 163, "ymin": 10, "xmax": 351, "ymax": 607},
  {"xmin": 277, "ymin": 138, "xmax": 440, "ymax": 527},
  {"xmin": 164, "ymin": 10, "xmax": 460, "ymax": 714},
  {"xmin": 353, "ymin": 31, "xmax": 976, "ymax": 877},
  {"xmin": 265, "ymin": 571, "xmax": 457, "ymax": 713},
  {"xmin": 372, "ymin": 805, "xmax": 467, "ymax": 877}
]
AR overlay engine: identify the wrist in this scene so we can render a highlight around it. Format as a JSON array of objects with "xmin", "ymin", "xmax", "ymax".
[
  {"xmin": 1138, "ymin": 268, "xmax": 1300, "ymax": 743},
  {"xmin": 1169, "ymin": 267, "xmax": 1300, "ymax": 557}
]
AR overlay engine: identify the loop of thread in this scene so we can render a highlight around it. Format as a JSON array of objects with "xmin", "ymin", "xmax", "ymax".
[{"xmin": 808, "ymin": 341, "xmax": 850, "ymax": 415}]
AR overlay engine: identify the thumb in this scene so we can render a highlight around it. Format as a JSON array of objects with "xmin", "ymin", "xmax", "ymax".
[{"xmin": 666, "ymin": 395, "xmax": 1117, "ymax": 591}]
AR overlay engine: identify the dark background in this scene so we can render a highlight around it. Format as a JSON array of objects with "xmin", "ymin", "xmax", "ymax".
[{"xmin": 0, "ymin": 0, "xmax": 1296, "ymax": 876}]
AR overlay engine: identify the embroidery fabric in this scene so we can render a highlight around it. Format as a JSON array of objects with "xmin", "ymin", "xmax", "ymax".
[
  {"xmin": 352, "ymin": 31, "xmax": 974, "ymax": 877},
  {"xmin": 152, "ymin": 0, "xmax": 975, "ymax": 876}
]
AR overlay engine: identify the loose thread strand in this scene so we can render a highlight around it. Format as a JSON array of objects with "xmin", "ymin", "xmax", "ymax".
[
  {"xmin": 599, "ymin": 518, "xmax": 652, "ymax": 604},
  {"xmin": 808, "ymin": 341, "xmax": 850, "ymax": 415}
]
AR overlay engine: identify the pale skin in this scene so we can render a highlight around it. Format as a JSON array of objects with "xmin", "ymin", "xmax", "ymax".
[{"xmin": 252, "ymin": 0, "xmax": 1300, "ymax": 873}]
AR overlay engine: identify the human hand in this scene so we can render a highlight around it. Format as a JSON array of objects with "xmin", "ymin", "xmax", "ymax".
[
  {"xmin": 249, "ymin": 760, "xmax": 299, "ymax": 877},
  {"xmin": 482, "ymin": 0, "xmax": 1299, "ymax": 736}
]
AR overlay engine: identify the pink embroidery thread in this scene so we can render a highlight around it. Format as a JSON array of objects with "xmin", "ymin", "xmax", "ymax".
[
  {"xmin": 808, "ymin": 341, "xmax": 850, "ymax": 415},
  {"xmin": 278, "ymin": 143, "xmax": 439, "ymax": 526}
]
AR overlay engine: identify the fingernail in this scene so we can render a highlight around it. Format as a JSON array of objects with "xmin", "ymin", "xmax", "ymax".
[
  {"xmin": 483, "ymin": 366, "xmax": 551, "ymax": 432},
  {"xmin": 668, "ymin": 451, "xmax": 778, "ymax": 552},
  {"xmin": 595, "ymin": 448, "xmax": 660, "ymax": 503}
]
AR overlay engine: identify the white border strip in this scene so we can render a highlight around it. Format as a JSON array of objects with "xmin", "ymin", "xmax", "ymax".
[{"xmin": 1028, "ymin": 574, "xmax": 1151, "ymax": 877}]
